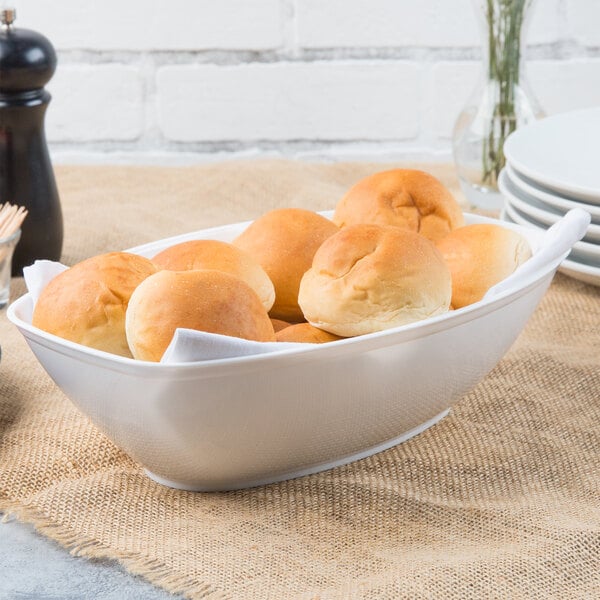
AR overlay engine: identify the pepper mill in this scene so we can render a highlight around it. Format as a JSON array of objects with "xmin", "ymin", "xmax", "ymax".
[{"xmin": 0, "ymin": 7, "xmax": 63, "ymax": 275}]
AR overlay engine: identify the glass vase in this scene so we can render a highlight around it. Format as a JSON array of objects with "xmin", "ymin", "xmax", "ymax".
[{"xmin": 452, "ymin": 0, "xmax": 544, "ymax": 211}]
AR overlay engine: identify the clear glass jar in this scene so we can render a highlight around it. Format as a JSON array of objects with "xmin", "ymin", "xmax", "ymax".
[{"xmin": 453, "ymin": 0, "xmax": 544, "ymax": 210}]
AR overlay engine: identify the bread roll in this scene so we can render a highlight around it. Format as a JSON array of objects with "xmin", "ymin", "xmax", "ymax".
[
  {"xmin": 276, "ymin": 323, "xmax": 342, "ymax": 344},
  {"xmin": 233, "ymin": 208, "xmax": 338, "ymax": 322},
  {"xmin": 333, "ymin": 169, "xmax": 464, "ymax": 242},
  {"xmin": 152, "ymin": 239, "xmax": 275, "ymax": 311},
  {"xmin": 436, "ymin": 224, "xmax": 532, "ymax": 308},
  {"xmin": 32, "ymin": 252, "xmax": 157, "ymax": 357},
  {"xmin": 270, "ymin": 318, "xmax": 291, "ymax": 333},
  {"xmin": 126, "ymin": 269, "xmax": 275, "ymax": 362},
  {"xmin": 298, "ymin": 224, "xmax": 452, "ymax": 337}
]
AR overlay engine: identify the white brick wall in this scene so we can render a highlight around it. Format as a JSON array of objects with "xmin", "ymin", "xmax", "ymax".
[
  {"xmin": 17, "ymin": 0, "xmax": 284, "ymax": 50},
  {"xmin": 48, "ymin": 66, "xmax": 145, "ymax": 141},
  {"xmin": 566, "ymin": 0, "xmax": 600, "ymax": 47},
  {"xmin": 6, "ymin": 0, "xmax": 600, "ymax": 163},
  {"xmin": 157, "ymin": 63, "xmax": 421, "ymax": 141},
  {"xmin": 432, "ymin": 62, "xmax": 480, "ymax": 140},
  {"xmin": 296, "ymin": 0, "xmax": 480, "ymax": 48}
]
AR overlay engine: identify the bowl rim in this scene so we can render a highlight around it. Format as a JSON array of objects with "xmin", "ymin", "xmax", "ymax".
[
  {"xmin": 8, "ymin": 275, "xmax": 552, "ymax": 379},
  {"xmin": 8, "ymin": 212, "xmax": 554, "ymax": 377}
]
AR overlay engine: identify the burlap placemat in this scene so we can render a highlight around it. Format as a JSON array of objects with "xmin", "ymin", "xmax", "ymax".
[{"xmin": 1, "ymin": 161, "xmax": 599, "ymax": 599}]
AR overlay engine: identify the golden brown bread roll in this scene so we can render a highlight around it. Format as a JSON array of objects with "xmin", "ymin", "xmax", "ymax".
[
  {"xmin": 270, "ymin": 318, "xmax": 292, "ymax": 332},
  {"xmin": 32, "ymin": 252, "xmax": 157, "ymax": 357},
  {"xmin": 152, "ymin": 239, "xmax": 275, "ymax": 311},
  {"xmin": 435, "ymin": 223, "xmax": 532, "ymax": 308},
  {"xmin": 276, "ymin": 323, "xmax": 342, "ymax": 344},
  {"xmin": 126, "ymin": 269, "xmax": 275, "ymax": 362},
  {"xmin": 232, "ymin": 208, "xmax": 338, "ymax": 322},
  {"xmin": 298, "ymin": 224, "xmax": 452, "ymax": 337},
  {"xmin": 333, "ymin": 169, "xmax": 464, "ymax": 242}
]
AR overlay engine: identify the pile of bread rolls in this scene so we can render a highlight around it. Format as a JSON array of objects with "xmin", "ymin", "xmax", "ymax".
[{"xmin": 32, "ymin": 169, "xmax": 531, "ymax": 361}]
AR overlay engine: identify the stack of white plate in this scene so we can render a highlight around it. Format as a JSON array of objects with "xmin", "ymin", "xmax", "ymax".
[{"xmin": 500, "ymin": 107, "xmax": 600, "ymax": 287}]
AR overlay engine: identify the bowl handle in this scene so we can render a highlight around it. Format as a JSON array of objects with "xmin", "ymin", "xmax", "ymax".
[{"xmin": 484, "ymin": 208, "xmax": 591, "ymax": 299}]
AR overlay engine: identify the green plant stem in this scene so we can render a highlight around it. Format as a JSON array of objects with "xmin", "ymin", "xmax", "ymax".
[{"xmin": 482, "ymin": 0, "xmax": 530, "ymax": 187}]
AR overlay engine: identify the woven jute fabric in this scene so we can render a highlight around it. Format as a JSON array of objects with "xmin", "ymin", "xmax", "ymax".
[{"xmin": 1, "ymin": 161, "xmax": 599, "ymax": 599}]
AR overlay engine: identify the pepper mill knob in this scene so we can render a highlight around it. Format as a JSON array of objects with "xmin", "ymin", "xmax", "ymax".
[
  {"xmin": 0, "ymin": 8, "xmax": 57, "ymax": 93},
  {"xmin": 1, "ymin": 8, "xmax": 16, "ymax": 29}
]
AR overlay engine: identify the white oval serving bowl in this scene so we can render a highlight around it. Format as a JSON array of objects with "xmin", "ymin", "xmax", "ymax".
[{"xmin": 7, "ymin": 211, "xmax": 589, "ymax": 491}]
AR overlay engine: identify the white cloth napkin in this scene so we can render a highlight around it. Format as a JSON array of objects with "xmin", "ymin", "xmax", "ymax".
[
  {"xmin": 23, "ymin": 260, "xmax": 311, "ymax": 363},
  {"xmin": 23, "ymin": 260, "xmax": 69, "ymax": 305},
  {"xmin": 160, "ymin": 329, "xmax": 304, "ymax": 363}
]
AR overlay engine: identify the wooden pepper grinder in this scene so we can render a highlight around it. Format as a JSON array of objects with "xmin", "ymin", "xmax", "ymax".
[{"xmin": 0, "ymin": 7, "xmax": 63, "ymax": 275}]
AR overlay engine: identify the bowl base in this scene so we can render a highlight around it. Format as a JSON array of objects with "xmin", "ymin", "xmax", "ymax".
[{"xmin": 144, "ymin": 408, "xmax": 451, "ymax": 492}]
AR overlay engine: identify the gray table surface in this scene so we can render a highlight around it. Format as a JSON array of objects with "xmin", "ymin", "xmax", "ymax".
[{"xmin": 0, "ymin": 515, "xmax": 181, "ymax": 600}]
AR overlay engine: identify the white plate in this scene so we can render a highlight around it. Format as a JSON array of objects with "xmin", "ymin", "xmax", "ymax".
[
  {"xmin": 503, "ymin": 108, "xmax": 600, "ymax": 203},
  {"xmin": 502, "ymin": 207, "xmax": 600, "ymax": 286},
  {"xmin": 505, "ymin": 163, "xmax": 600, "ymax": 223},
  {"xmin": 502, "ymin": 202, "xmax": 600, "ymax": 266},
  {"xmin": 498, "ymin": 169, "xmax": 600, "ymax": 244},
  {"xmin": 558, "ymin": 257, "xmax": 600, "ymax": 287}
]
